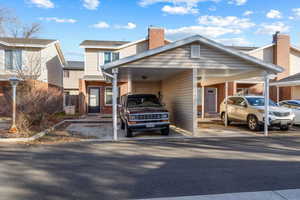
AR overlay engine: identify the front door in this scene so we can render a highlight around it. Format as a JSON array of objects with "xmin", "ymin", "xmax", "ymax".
[
  {"xmin": 205, "ymin": 88, "xmax": 217, "ymax": 113},
  {"xmin": 88, "ymin": 87, "xmax": 100, "ymax": 113}
]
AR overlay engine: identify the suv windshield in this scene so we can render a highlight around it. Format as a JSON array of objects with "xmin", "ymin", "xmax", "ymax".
[
  {"xmin": 246, "ymin": 97, "xmax": 277, "ymax": 107},
  {"xmin": 127, "ymin": 95, "xmax": 161, "ymax": 108}
]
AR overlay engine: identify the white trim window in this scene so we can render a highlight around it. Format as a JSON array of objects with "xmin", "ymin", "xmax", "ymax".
[
  {"xmin": 105, "ymin": 87, "xmax": 113, "ymax": 105},
  {"xmin": 105, "ymin": 87, "xmax": 121, "ymax": 106},
  {"xmin": 5, "ymin": 49, "xmax": 22, "ymax": 70},
  {"xmin": 104, "ymin": 52, "xmax": 120, "ymax": 64}
]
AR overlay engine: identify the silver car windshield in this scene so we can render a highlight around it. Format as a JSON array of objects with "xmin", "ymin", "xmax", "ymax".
[{"xmin": 246, "ymin": 97, "xmax": 278, "ymax": 107}]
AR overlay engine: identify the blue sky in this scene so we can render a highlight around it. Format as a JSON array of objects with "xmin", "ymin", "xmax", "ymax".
[{"xmin": 1, "ymin": 0, "xmax": 300, "ymax": 61}]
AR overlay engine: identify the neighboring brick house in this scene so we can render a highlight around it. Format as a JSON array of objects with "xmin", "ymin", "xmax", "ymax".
[
  {"xmin": 79, "ymin": 27, "xmax": 170, "ymax": 114},
  {"xmin": 63, "ymin": 61, "xmax": 84, "ymax": 111},
  {"xmin": 0, "ymin": 37, "xmax": 66, "ymax": 114}
]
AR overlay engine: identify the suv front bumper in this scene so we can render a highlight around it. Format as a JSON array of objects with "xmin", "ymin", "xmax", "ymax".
[
  {"xmin": 128, "ymin": 122, "xmax": 170, "ymax": 131},
  {"xmin": 260, "ymin": 115, "xmax": 295, "ymax": 127}
]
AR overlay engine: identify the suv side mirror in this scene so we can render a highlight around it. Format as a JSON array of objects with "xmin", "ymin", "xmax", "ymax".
[{"xmin": 240, "ymin": 102, "xmax": 247, "ymax": 107}]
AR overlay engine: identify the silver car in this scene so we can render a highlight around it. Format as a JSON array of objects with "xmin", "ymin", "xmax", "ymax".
[{"xmin": 220, "ymin": 96, "xmax": 295, "ymax": 131}]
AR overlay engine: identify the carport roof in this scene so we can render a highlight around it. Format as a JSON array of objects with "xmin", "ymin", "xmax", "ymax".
[
  {"xmin": 102, "ymin": 35, "xmax": 283, "ymax": 74},
  {"xmin": 270, "ymin": 72, "xmax": 300, "ymax": 86}
]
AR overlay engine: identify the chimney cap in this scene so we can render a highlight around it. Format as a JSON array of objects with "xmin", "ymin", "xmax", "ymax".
[{"xmin": 148, "ymin": 25, "xmax": 164, "ymax": 30}]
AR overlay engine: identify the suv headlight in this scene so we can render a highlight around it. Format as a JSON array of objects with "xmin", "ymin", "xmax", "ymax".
[
  {"xmin": 128, "ymin": 115, "xmax": 138, "ymax": 121},
  {"xmin": 161, "ymin": 114, "xmax": 168, "ymax": 119},
  {"xmin": 269, "ymin": 111, "xmax": 276, "ymax": 116}
]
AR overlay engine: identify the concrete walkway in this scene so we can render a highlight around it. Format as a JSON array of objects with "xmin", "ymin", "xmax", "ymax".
[{"xmin": 140, "ymin": 188, "xmax": 300, "ymax": 200}]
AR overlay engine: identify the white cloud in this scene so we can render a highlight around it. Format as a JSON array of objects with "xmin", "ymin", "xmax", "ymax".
[
  {"xmin": 166, "ymin": 25, "xmax": 241, "ymax": 39},
  {"xmin": 115, "ymin": 22, "xmax": 137, "ymax": 30},
  {"xmin": 208, "ymin": 6, "xmax": 217, "ymax": 11},
  {"xmin": 289, "ymin": 8, "xmax": 300, "ymax": 20},
  {"xmin": 256, "ymin": 22, "xmax": 289, "ymax": 35},
  {"xmin": 216, "ymin": 37, "xmax": 251, "ymax": 46},
  {"xmin": 82, "ymin": 0, "xmax": 100, "ymax": 10},
  {"xmin": 293, "ymin": 8, "xmax": 300, "ymax": 17},
  {"xmin": 162, "ymin": 5, "xmax": 198, "ymax": 15},
  {"xmin": 243, "ymin": 10, "xmax": 253, "ymax": 16},
  {"xmin": 228, "ymin": 0, "xmax": 247, "ymax": 6},
  {"xmin": 198, "ymin": 15, "xmax": 255, "ymax": 29},
  {"xmin": 139, "ymin": 0, "xmax": 219, "ymax": 7},
  {"xmin": 39, "ymin": 17, "xmax": 77, "ymax": 23},
  {"xmin": 28, "ymin": 0, "xmax": 54, "ymax": 8},
  {"xmin": 92, "ymin": 21, "xmax": 110, "ymax": 29},
  {"xmin": 266, "ymin": 9, "xmax": 282, "ymax": 19}
]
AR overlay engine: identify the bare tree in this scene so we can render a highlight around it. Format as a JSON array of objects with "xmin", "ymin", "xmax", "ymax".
[{"xmin": 0, "ymin": 6, "xmax": 42, "ymax": 38}]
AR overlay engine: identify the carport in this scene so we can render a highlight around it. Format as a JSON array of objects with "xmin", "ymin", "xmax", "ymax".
[{"xmin": 102, "ymin": 35, "xmax": 283, "ymax": 140}]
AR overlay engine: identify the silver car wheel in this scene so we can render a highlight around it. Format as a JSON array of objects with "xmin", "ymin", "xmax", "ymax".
[{"xmin": 248, "ymin": 117, "xmax": 257, "ymax": 130}]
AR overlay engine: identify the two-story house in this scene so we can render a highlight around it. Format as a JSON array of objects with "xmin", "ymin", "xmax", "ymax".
[
  {"xmin": 0, "ymin": 37, "xmax": 66, "ymax": 114},
  {"xmin": 79, "ymin": 27, "xmax": 170, "ymax": 114},
  {"xmin": 63, "ymin": 61, "xmax": 84, "ymax": 111}
]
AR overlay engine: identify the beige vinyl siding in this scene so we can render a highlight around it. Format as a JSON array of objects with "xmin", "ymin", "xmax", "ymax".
[
  {"xmin": 290, "ymin": 49, "xmax": 300, "ymax": 75},
  {"xmin": 161, "ymin": 70, "xmax": 195, "ymax": 134},
  {"xmin": 247, "ymin": 46, "xmax": 274, "ymax": 63},
  {"xmin": 132, "ymin": 81, "xmax": 161, "ymax": 95},
  {"xmin": 121, "ymin": 43, "xmax": 258, "ymax": 69},
  {"xmin": 63, "ymin": 70, "xmax": 84, "ymax": 89},
  {"xmin": 41, "ymin": 43, "xmax": 63, "ymax": 87},
  {"xmin": 292, "ymin": 86, "xmax": 300, "ymax": 99},
  {"xmin": 84, "ymin": 48, "xmax": 102, "ymax": 76},
  {"xmin": 119, "ymin": 40, "xmax": 149, "ymax": 58}
]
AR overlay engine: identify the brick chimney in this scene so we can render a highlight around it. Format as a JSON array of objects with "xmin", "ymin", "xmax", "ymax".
[
  {"xmin": 148, "ymin": 26, "xmax": 165, "ymax": 50},
  {"xmin": 271, "ymin": 32, "xmax": 291, "ymax": 101},
  {"xmin": 273, "ymin": 32, "xmax": 290, "ymax": 80}
]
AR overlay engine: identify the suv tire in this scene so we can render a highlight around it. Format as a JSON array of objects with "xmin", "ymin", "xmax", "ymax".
[
  {"xmin": 161, "ymin": 127, "xmax": 170, "ymax": 136},
  {"xmin": 221, "ymin": 112, "xmax": 231, "ymax": 126},
  {"xmin": 125, "ymin": 123, "xmax": 133, "ymax": 137},
  {"xmin": 280, "ymin": 125, "xmax": 290, "ymax": 131},
  {"xmin": 247, "ymin": 115, "xmax": 260, "ymax": 131}
]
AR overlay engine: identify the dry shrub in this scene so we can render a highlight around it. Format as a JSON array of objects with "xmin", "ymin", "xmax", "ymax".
[
  {"xmin": 16, "ymin": 83, "xmax": 63, "ymax": 133},
  {"xmin": 1, "ymin": 81, "xmax": 63, "ymax": 134}
]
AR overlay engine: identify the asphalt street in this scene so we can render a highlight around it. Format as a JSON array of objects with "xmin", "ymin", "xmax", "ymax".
[{"xmin": 1, "ymin": 137, "xmax": 300, "ymax": 200}]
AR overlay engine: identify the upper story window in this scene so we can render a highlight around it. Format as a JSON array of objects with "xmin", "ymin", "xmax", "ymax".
[
  {"xmin": 5, "ymin": 49, "xmax": 22, "ymax": 70},
  {"xmin": 63, "ymin": 70, "xmax": 70, "ymax": 78},
  {"xmin": 104, "ymin": 52, "xmax": 120, "ymax": 64}
]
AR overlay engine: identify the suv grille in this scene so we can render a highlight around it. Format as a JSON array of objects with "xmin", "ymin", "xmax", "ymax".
[
  {"xmin": 273, "ymin": 112, "xmax": 290, "ymax": 117},
  {"xmin": 136, "ymin": 114, "xmax": 163, "ymax": 120}
]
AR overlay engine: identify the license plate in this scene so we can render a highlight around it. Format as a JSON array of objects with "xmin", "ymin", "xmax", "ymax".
[
  {"xmin": 146, "ymin": 124, "xmax": 155, "ymax": 128},
  {"xmin": 281, "ymin": 121, "xmax": 288, "ymax": 126}
]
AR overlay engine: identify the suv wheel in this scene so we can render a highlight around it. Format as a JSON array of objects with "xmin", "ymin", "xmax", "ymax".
[
  {"xmin": 248, "ymin": 115, "xmax": 260, "ymax": 131},
  {"xmin": 120, "ymin": 119, "xmax": 125, "ymax": 130},
  {"xmin": 161, "ymin": 127, "xmax": 170, "ymax": 136},
  {"xmin": 221, "ymin": 112, "xmax": 230, "ymax": 126},
  {"xmin": 125, "ymin": 123, "xmax": 133, "ymax": 137}
]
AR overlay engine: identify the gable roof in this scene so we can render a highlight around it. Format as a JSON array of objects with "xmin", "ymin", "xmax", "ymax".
[
  {"xmin": 102, "ymin": 34, "xmax": 283, "ymax": 73},
  {"xmin": 0, "ymin": 37, "xmax": 57, "ymax": 48},
  {"xmin": 64, "ymin": 61, "xmax": 84, "ymax": 70},
  {"xmin": 80, "ymin": 40, "xmax": 130, "ymax": 47}
]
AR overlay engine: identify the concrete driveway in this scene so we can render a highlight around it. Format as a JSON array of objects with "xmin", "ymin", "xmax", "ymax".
[{"xmin": 1, "ymin": 137, "xmax": 300, "ymax": 199}]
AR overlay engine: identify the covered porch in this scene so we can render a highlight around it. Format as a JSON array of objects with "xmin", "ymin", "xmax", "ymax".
[{"xmin": 102, "ymin": 35, "xmax": 283, "ymax": 139}]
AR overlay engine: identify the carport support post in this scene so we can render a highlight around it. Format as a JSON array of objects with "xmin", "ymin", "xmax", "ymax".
[
  {"xmin": 225, "ymin": 81, "xmax": 228, "ymax": 127},
  {"xmin": 201, "ymin": 85, "xmax": 205, "ymax": 119},
  {"xmin": 276, "ymin": 86, "xmax": 280, "ymax": 103},
  {"xmin": 264, "ymin": 75, "xmax": 270, "ymax": 136},
  {"xmin": 112, "ymin": 68, "xmax": 118, "ymax": 141}
]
